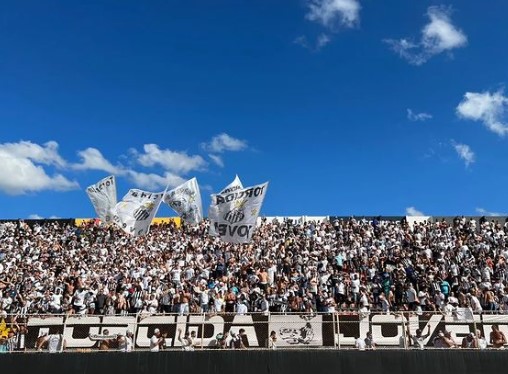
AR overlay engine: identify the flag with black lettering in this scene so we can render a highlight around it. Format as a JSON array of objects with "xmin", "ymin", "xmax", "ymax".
[
  {"xmin": 209, "ymin": 182, "xmax": 268, "ymax": 244},
  {"xmin": 209, "ymin": 175, "xmax": 244, "ymax": 236},
  {"xmin": 113, "ymin": 189, "xmax": 164, "ymax": 236},
  {"xmin": 163, "ymin": 177, "xmax": 203, "ymax": 224},
  {"xmin": 86, "ymin": 175, "xmax": 117, "ymax": 224},
  {"xmin": 219, "ymin": 174, "xmax": 243, "ymax": 194}
]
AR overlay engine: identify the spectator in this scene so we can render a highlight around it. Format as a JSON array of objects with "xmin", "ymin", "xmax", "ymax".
[
  {"xmin": 489, "ymin": 324, "xmax": 507, "ymax": 348},
  {"xmin": 118, "ymin": 329, "xmax": 134, "ymax": 352},
  {"xmin": 461, "ymin": 332, "xmax": 478, "ymax": 349},
  {"xmin": 407, "ymin": 325, "xmax": 431, "ymax": 350},
  {"xmin": 36, "ymin": 333, "xmax": 66, "ymax": 353},
  {"xmin": 177, "ymin": 328, "xmax": 196, "ymax": 351},
  {"xmin": 150, "ymin": 328, "xmax": 166, "ymax": 352},
  {"xmin": 364, "ymin": 331, "xmax": 376, "ymax": 350},
  {"xmin": 355, "ymin": 335, "xmax": 366, "ymax": 351},
  {"xmin": 0, "ymin": 216, "xmax": 507, "ymax": 319},
  {"xmin": 268, "ymin": 330, "xmax": 277, "ymax": 350}
]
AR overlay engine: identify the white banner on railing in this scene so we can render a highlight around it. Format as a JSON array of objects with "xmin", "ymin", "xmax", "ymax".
[{"xmin": 20, "ymin": 312, "xmax": 508, "ymax": 350}]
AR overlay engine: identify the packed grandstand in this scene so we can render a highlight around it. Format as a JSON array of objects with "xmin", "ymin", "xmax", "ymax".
[{"xmin": 1, "ymin": 214, "xmax": 508, "ymax": 351}]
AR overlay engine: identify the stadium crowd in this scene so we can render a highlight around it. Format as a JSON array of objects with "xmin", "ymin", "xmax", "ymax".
[{"xmin": 0, "ymin": 216, "xmax": 508, "ymax": 322}]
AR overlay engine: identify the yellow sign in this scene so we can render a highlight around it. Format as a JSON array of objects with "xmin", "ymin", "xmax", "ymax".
[{"xmin": 74, "ymin": 217, "xmax": 181, "ymax": 227}]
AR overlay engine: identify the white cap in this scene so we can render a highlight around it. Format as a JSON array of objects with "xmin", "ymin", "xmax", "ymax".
[{"xmin": 154, "ymin": 328, "xmax": 160, "ymax": 334}]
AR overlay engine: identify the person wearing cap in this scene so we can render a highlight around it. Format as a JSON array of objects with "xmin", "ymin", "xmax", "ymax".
[
  {"xmin": 150, "ymin": 328, "xmax": 166, "ymax": 352},
  {"xmin": 461, "ymin": 332, "xmax": 479, "ymax": 349},
  {"xmin": 118, "ymin": 329, "xmax": 134, "ymax": 352},
  {"xmin": 435, "ymin": 330, "xmax": 457, "ymax": 348}
]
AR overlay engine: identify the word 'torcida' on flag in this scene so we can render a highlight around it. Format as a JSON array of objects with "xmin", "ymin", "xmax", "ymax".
[
  {"xmin": 209, "ymin": 181, "xmax": 268, "ymax": 244},
  {"xmin": 209, "ymin": 175, "xmax": 244, "ymax": 236},
  {"xmin": 86, "ymin": 175, "xmax": 117, "ymax": 224},
  {"xmin": 113, "ymin": 189, "xmax": 164, "ymax": 237},
  {"xmin": 219, "ymin": 174, "xmax": 243, "ymax": 194},
  {"xmin": 163, "ymin": 177, "xmax": 203, "ymax": 225}
]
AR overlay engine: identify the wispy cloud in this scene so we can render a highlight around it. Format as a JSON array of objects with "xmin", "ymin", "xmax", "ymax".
[
  {"xmin": 476, "ymin": 208, "xmax": 507, "ymax": 217},
  {"xmin": 385, "ymin": 6, "xmax": 467, "ymax": 65},
  {"xmin": 28, "ymin": 214, "xmax": 44, "ymax": 219},
  {"xmin": 297, "ymin": 0, "xmax": 360, "ymax": 51},
  {"xmin": 294, "ymin": 33, "xmax": 331, "ymax": 52},
  {"xmin": 456, "ymin": 90, "xmax": 508, "ymax": 137},
  {"xmin": 201, "ymin": 133, "xmax": 247, "ymax": 153},
  {"xmin": 126, "ymin": 170, "xmax": 186, "ymax": 191},
  {"xmin": 73, "ymin": 148, "xmax": 123, "ymax": 174},
  {"xmin": 209, "ymin": 154, "xmax": 224, "ymax": 168},
  {"xmin": 201, "ymin": 133, "xmax": 247, "ymax": 168},
  {"xmin": 452, "ymin": 141, "xmax": 475, "ymax": 167},
  {"xmin": 406, "ymin": 206, "xmax": 425, "ymax": 216},
  {"xmin": 0, "ymin": 140, "xmax": 79, "ymax": 195},
  {"xmin": 407, "ymin": 108, "xmax": 432, "ymax": 122},
  {"xmin": 73, "ymin": 145, "xmax": 195, "ymax": 189},
  {"xmin": 317, "ymin": 33, "xmax": 331, "ymax": 49},
  {"xmin": 306, "ymin": 0, "xmax": 361, "ymax": 29},
  {"xmin": 136, "ymin": 144, "xmax": 206, "ymax": 174}
]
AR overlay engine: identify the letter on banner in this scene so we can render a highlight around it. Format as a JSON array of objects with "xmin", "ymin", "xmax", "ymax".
[
  {"xmin": 209, "ymin": 175, "xmax": 244, "ymax": 236},
  {"xmin": 163, "ymin": 177, "xmax": 203, "ymax": 224},
  {"xmin": 86, "ymin": 175, "xmax": 117, "ymax": 223},
  {"xmin": 113, "ymin": 189, "xmax": 164, "ymax": 237},
  {"xmin": 209, "ymin": 182, "xmax": 268, "ymax": 244}
]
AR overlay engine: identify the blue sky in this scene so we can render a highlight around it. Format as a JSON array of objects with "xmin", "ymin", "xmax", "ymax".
[{"xmin": 1, "ymin": 0, "xmax": 508, "ymax": 219}]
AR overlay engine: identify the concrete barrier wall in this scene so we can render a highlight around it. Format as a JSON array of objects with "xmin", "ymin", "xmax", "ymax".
[{"xmin": 4, "ymin": 350, "xmax": 507, "ymax": 374}]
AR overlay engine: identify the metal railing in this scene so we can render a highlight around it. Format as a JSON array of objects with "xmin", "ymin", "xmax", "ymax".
[{"xmin": 1, "ymin": 310, "xmax": 507, "ymax": 352}]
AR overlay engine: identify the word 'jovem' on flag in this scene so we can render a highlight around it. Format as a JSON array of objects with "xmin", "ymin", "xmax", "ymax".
[
  {"xmin": 209, "ymin": 181, "xmax": 268, "ymax": 244},
  {"xmin": 209, "ymin": 175, "xmax": 244, "ymax": 236}
]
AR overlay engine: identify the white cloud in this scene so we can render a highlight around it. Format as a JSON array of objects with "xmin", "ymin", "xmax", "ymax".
[
  {"xmin": 0, "ymin": 141, "xmax": 79, "ymax": 195},
  {"xmin": 456, "ymin": 90, "xmax": 508, "ymax": 137},
  {"xmin": 306, "ymin": 0, "xmax": 361, "ymax": 29},
  {"xmin": 407, "ymin": 108, "xmax": 432, "ymax": 122},
  {"xmin": 406, "ymin": 206, "xmax": 425, "ymax": 216},
  {"xmin": 201, "ymin": 133, "xmax": 247, "ymax": 153},
  {"xmin": 209, "ymin": 154, "xmax": 224, "ymax": 168},
  {"xmin": 476, "ymin": 208, "xmax": 507, "ymax": 217},
  {"xmin": 27, "ymin": 214, "xmax": 60, "ymax": 219},
  {"xmin": 385, "ymin": 6, "xmax": 467, "ymax": 65},
  {"xmin": 452, "ymin": 141, "xmax": 475, "ymax": 167},
  {"xmin": 317, "ymin": 33, "xmax": 331, "ymax": 49},
  {"xmin": 0, "ymin": 140, "xmax": 66, "ymax": 167},
  {"xmin": 294, "ymin": 34, "xmax": 331, "ymax": 51},
  {"xmin": 73, "ymin": 148, "xmax": 124, "ymax": 174},
  {"xmin": 136, "ymin": 144, "xmax": 206, "ymax": 174},
  {"xmin": 126, "ymin": 170, "xmax": 186, "ymax": 191},
  {"xmin": 294, "ymin": 35, "xmax": 310, "ymax": 50}
]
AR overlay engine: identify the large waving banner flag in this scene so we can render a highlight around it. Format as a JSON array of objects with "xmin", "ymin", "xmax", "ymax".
[
  {"xmin": 163, "ymin": 177, "xmax": 203, "ymax": 224},
  {"xmin": 113, "ymin": 189, "xmax": 164, "ymax": 236},
  {"xmin": 86, "ymin": 175, "xmax": 117, "ymax": 224},
  {"xmin": 219, "ymin": 174, "xmax": 243, "ymax": 194},
  {"xmin": 209, "ymin": 175, "xmax": 244, "ymax": 236},
  {"xmin": 209, "ymin": 182, "xmax": 268, "ymax": 244}
]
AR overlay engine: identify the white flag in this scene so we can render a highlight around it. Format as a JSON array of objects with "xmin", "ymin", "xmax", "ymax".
[
  {"xmin": 209, "ymin": 182, "xmax": 268, "ymax": 244},
  {"xmin": 113, "ymin": 189, "xmax": 164, "ymax": 237},
  {"xmin": 163, "ymin": 177, "xmax": 203, "ymax": 224},
  {"xmin": 219, "ymin": 174, "xmax": 243, "ymax": 194},
  {"xmin": 209, "ymin": 175, "xmax": 244, "ymax": 236},
  {"xmin": 86, "ymin": 175, "xmax": 117, "ymax": 224}
]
